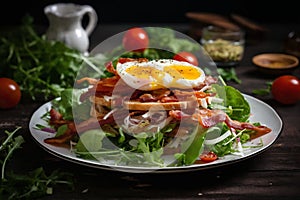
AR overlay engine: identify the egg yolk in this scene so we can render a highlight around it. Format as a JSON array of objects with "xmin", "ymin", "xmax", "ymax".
[
  {"xmin": 124, "ymin": 65, "xmax": 164, "ymax": 89},
  {"xmin": 125, "ymin": 66, "xmax": 162, "ymax": 79},
  {"xmin": 125, "ymin": 64, "xmax": 202, "ymax": 89},
  {"xmin": 164, "ymin": 65, "xmax": 201, "ymax": 80}
]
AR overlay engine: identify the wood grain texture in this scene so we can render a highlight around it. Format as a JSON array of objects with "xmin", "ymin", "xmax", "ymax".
[
  {"xmin": 1, "ymin": 23, "xmax": 300, "ymax": 200},
  {"xmin": 186, "ymin": 12, "xmax": 241, "ymax": 31},
  {"xmin": 231, "ymin": 13, "xmax": 268, "ymax": 32}
]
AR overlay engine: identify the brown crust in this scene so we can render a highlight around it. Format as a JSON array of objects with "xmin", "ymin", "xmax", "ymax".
[{"xmin": 123, "ymin": 100, "xmax": 198, "ymax": 111}]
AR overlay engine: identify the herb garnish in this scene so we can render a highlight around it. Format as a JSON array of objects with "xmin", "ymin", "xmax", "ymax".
[
  {"xmin": 217, "ymin": 67, "xmax": 242, "ymax": 84},
  {"xmin": 0, "ymin": 127, "xmax": 74, "ymax": 199},
  {"xmin": 0, "ymin": 15, "xmax": 105, "ymax": 101},
  {"xmin": 252, "ymin": 81, "xmax": 272, "ymax": 96}
]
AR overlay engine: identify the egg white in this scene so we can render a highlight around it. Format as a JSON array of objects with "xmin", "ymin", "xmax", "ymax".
[{"xmin": 116, "ymin": 59, "xmax": 205, "ymax": 90}]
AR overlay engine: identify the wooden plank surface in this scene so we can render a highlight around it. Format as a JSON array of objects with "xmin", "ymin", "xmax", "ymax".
[{"xmin": 1, "ymin": 23, "xmax": 300, "ymax": 199}]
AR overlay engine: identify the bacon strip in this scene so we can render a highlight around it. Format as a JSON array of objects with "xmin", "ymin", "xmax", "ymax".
[
  {"xmin": 79, "ymin": 76, "xmax": 121, "ymax": 101},
  {"xmin": 76, "ymin": 77, "xmax": 99, "ymax": 85},
  {"xmin": 170, "ymin": 108, "xmax": 272, "ymax": 139},
  {"xmin": 173, "ymin": 90, "xmax": 214, "ymax": 99},
  {"xmin": 49, "ymin": 108, "xmax": 63, "ymax": 121},
  {"xmin": 48, "ymin": 108, "xmax": 71, "ymax": 129},
  {"xmin": 117, "ymin": 57, "xmax": 148, "ymax": 64},
  {"xmin": 105, "ymin": 61, "xmax": 118, "ymax": 75},
  {"xmin": 169, "ymin": 110, "xmax": 192, "ymax": 120},
  {"xmin": 224, "ymin": 117, "xmax": 272, "ymax": 140},
  {"xmin": 44, "ymin": 109, "xmax": 129, "ymax": 145},
  {"xmin": 193, "ymin": 109, "xmax": 227, "ymax": 128},
  {"xmin": 44, "ymin": 122, "xmax": 77, "ymax": 145}
]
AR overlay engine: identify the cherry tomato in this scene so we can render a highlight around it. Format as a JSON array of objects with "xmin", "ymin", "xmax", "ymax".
[
  {"xmin": 0, "ymin": 78, "xmax": 21, "ymax": 109},
  {"xmin": 271, "ymin": 75, "xmax": 300, "ymax": 104},
  {"xmin": 200, "ymin": 151, "xmax": 218, "ymax": 163},
  {"xmin": 173, "ymin": 51, "xmax": 199, "ymax": 66},
  {"xmin": 122, "ymin": 27, "xmax": 149, "ymax": 52}
]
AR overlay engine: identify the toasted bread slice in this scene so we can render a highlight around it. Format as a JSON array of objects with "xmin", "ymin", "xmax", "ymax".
[
  {"xmin": 90, "ymin": 96, "xmax": 206, "ymax": 111},
  {"xmin": 89, "ymin": 96, "xmax": 111, "ymax": 108},
  {"xmin": 123, "ymin": 100, "xmax": 199, "ymax": 111}
]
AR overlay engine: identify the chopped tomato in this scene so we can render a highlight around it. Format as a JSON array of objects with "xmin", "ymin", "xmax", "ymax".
[{"xmin": 200, "ymin": 151, "xmax": 218, "ymax": 163}]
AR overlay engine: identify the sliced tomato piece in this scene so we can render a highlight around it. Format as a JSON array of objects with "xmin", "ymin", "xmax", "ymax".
[{"xmin": 200, "ymin": 151, "xmax": 218, "ymax": 163}]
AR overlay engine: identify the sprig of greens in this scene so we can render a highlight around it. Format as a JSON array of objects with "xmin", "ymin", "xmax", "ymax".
[
  {"xmin": 204, "ymin": 67, "xmax": 241, "ymax": 84},
  {"xmin": 0, "ymin": 127, "xmax": 24, "ymax": 180},
  {"xmin": 252, "ymin": 81, "xmax": 272, "ymax": 96},
  {"xmin": 0, "ymin": 15, "xmax": 106, "ymax": 101},
  {"xmin": 217, "ymin": 67, "xmax": 242, "ymax": 84},
  {"xmin": 0, "ymin": 127, "xmax": 74, "ymax": 199}
]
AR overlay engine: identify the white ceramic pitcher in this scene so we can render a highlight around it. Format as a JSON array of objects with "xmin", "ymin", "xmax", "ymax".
[{"xmin": 44, "ymin": 3, "xmax": 98, "ymax": 53}]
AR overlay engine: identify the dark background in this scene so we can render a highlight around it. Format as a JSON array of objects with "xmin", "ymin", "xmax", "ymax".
[{"xmin": 1, "ymin": 0, "xmax": 299, "ymax": 26}]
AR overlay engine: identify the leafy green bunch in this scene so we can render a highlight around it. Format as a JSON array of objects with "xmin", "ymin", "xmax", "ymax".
[
  {"xmin": 0, "ymin": 15, "xmax": 86, "ymax": 101},
  {"xmin": 0, "ymin": 127, "xmax": 74, "ymax": 199}
]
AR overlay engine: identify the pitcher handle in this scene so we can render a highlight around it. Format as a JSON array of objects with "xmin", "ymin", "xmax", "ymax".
[{"xmin": 82, "ymin": 5, "xmax": 98, "ymax": 36}]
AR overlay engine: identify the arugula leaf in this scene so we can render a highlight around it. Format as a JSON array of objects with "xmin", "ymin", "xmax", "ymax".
[
  {"xmin": 252, "ymin": 81, "xmax": 272, "ymax": 96},
  {"xmin": 76, "ymin": 129, "xmax": 106, "ymax": 152},
  {"xmin": 0, "ymin": 127, "xmax": 24, "ymax": 180},
  {"xmin": 1, "ymin": 167, "xmax": 74, "ymax": 200},
  {"xmin": 0, "ymin": 15, "xmax": 105, "ymax": 101},
  {"xmin": 210, "ymin": 137, "xmax": 234, "ymax": 157},
  {"xmin": 217, "ymin": 67, "xmax": 242, "ymax": 84},
  {"xmin": 52, "ymin": 88, "xmax": 91, "ymax": 121}
]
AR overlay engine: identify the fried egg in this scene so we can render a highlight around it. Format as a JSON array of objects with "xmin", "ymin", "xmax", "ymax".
[{"xmin": 116, "ymin": 59, "xmax": 205, "ymax": 90}]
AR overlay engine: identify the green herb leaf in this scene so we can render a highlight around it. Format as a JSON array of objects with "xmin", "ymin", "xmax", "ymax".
[
  {"xmin": 212, "ymin": 84, "xmax": 250, "ymax": 122},
  {"xmin": 252, "ymin": 81, "xmax": 272, "ymax": 96},
  {"xmin": 217, "ymin": 67, "xmax": 242, "ymax": 84}
]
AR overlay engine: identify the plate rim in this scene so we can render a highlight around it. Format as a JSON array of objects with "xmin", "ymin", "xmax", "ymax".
[{"xmin": 29, "ymin": 94, "xmax": 283, "ymax": 173}]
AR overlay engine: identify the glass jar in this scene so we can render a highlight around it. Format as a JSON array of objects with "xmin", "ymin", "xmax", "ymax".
[
  {"xmin": 284, "ymin": 31, "xmax": 300, "ymax": 58},
  {"xmin": 200, "ymin": 25, "xmax": 245, "ymax": 67}
]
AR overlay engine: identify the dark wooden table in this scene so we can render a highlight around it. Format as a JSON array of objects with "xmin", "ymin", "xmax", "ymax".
[{"xmin": 1, "ymin": 23, "xmax": 300, "ymax": 199}]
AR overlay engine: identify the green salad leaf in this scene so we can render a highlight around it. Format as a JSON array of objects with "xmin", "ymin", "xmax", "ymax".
[
  {"xmin": 76, "ymin": 129, "xmax": 106, "ymax": 152},
  {"xmin": 0, "ymin": 16, "xmax": 84, "ymax": 100},
  {"xmin": 212, "ymin": 84, "xmax": 250, "ymax": 122},
  {"xmin": 178, "ymin": 126, "xmax": 206, "ymax": 165},
  {"xmin": 52, "ymin": 88, "xmax": 91, "ymax": 121}
]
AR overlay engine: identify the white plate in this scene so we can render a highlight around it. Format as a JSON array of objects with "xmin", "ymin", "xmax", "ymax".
[{"xmin": 29, "ymin": 94, "xmax": 282, "ymax": 173}]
